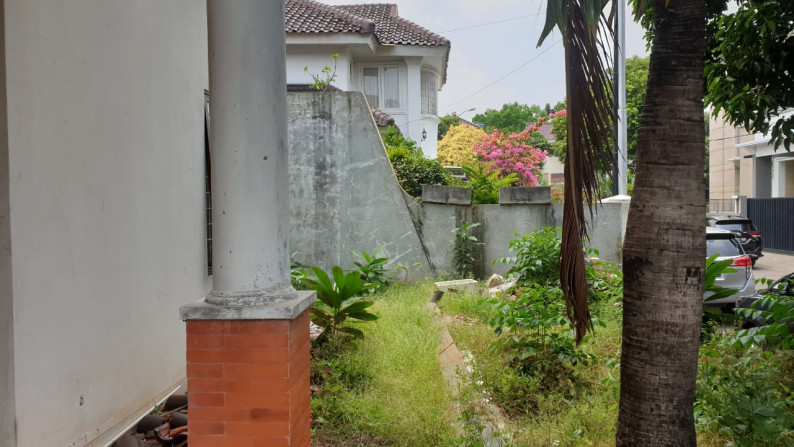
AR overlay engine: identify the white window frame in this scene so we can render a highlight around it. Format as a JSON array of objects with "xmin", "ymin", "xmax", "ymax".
[{"xmin": 358, "ymin": 64, "xmax": 403, "ymax": 112}]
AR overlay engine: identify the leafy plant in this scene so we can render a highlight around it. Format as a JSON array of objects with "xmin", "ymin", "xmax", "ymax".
[
  {"xmin": 303, "ymin": 53, "xmax": 339, "ymax": 91},
  {"xmin": 453, "ymin": 221, "xmax": 480, "ymax": 279},
  {"xmin": 696, "ymin": 347, "xmax": 794, "ymax": 447},
  {"xmin": 460, "ymin": 162, "xmax": 518, "ymax": 204},
  {"xmin": 494, "ymin": 227, "xmax": 562, "ymax": 287},
  {"xmin": 290, "ymin": 251, "xmax": 309, "ymax": 289},
  {"xmin": 350, "ymin": 247, "xmax": 405, "ymax": 294},
  {"xmin": 384, "ymin": 126, "xmax": 452, "ymax": 197},
  {"xmin": 472, "ymin": 127, "xmax": 548, "ymax": 186},
  {"xmin": 731, "ymin": 277, "xmax": 794, "ymax": 348},
  {"xmin": 304, "ymin": 266, "xmax": 377, "ymax": 340},
  {"xmin": 485, "ymin": 286, "xmax": 596, "ymax": 415}
]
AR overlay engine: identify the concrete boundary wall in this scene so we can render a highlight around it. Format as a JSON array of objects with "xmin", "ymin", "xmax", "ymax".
[
  {"xmin": 286, "ymin": 91, "xmax": 628, "ymax": 278},
  {"xmin": 413, "ymin": 201, "xmax": 628, "ymax": 278},
  {"xmin": 287, "ymin": 92, "xmax": 433, "ymax": 279}
]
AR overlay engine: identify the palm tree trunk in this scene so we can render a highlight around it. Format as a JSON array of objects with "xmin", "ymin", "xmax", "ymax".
[{"xmin": 617, "ymin": 1, "xmax": 706, "ymax": 445}]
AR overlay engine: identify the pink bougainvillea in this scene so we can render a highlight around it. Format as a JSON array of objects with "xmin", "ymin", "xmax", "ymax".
[{"xmin": 472, "ymin": 128, "xmax": 548, "ymax": 187}]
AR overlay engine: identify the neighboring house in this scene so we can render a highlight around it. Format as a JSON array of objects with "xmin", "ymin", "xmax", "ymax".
[
  {"xmin": 709, "ymin": 111, "xmax": 794, "ymax": 212},
  {"xmin": 285, "ymin": 0, "xmax": 451, "ymax": 158}
]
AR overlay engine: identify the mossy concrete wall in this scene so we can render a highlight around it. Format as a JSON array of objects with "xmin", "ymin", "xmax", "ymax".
[
  {"xmin": 287, "ymin": 92, "xmax": 433, "ymax": 278},
  {"xmin": 286, "ymin": 91, "xmax": 628, "ymax": 279}
]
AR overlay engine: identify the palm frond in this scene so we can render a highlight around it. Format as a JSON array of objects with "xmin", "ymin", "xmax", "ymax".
[{"xmin": 542, "ymin": 0, "xmax": 616, "ymax": 344}]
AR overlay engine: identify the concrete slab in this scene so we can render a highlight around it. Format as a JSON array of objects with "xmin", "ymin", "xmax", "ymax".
[{"xmin": 435, "ymin": 279, "xmax": 479, "ymax": 293}]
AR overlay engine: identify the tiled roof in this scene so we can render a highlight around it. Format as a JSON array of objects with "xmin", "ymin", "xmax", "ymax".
[
  {"xmin": 285, "ymin": 0, "xmax": 376, "ymax": 35},
  {"xmin": 370, "ymin": 107, "xmax": 396, "ymax": 127},
  {"xmin": 536, "ymin": 121, "xmax": 556, "ymax": 143},
  {"xmin": 286, "ymin": 1, "xmax": 449, "ymax": 47},
  {"xmin": 336, "ymin": 4, "xmax": 449, "ymax": 46}
]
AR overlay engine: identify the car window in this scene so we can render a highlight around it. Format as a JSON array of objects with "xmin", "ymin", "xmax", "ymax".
[
  {"xmin": 715, "ymin": 222, "xmax": 745, "ymax": 232},
  {"xmin": 770, "ymin": 274, "xmax": 794, "ymax": 297},
  {"xmin": 706, "ymin": 238, "xmax": 742, "ymax": 257}
]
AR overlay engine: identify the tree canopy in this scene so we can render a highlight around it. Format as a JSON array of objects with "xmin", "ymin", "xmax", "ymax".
[
  {"xmin": 472, "ymin": 102, "xmax": 543, "ymax": 135},
  {"xmin": 437, "ymin": 114, "xmax": 461, "ymax": 141},
  {"xmin": 437, "ymin": 124, "xmax": 484, "ymax": 167},
  {"xmin": 705, "ymin": 0, "xmax": 794, "ymax": 151}
]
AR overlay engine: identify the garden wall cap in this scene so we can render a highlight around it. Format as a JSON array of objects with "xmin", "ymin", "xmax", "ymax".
[
  {"xmin": 422, "ymin": 185, "xmax": 472, "ymax": 205},
  {"xmin": 498, "ymin": 186, "xmax": 551, "ymax": 204}
]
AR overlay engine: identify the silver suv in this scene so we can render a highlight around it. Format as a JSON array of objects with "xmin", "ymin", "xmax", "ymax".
[{"xmin": 706, "ymin": 227, "xmax": 755, "ymax": 306}]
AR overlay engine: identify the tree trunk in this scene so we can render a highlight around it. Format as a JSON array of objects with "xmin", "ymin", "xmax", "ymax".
[{"xmin": 617, "ymin": 1, "xmax": 706, "ymax": 446}]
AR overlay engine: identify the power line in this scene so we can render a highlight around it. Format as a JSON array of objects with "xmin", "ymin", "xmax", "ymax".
[
  {"xmin": 440, "ymin": 13, "xmax": 542, "ymax": 33},
  {"xmin": 440, "ymin": 39, "xmax": 562, "ymax": 113}
]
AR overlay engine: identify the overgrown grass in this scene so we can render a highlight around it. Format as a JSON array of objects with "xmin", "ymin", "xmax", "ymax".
[
  {"xmin": 442, "ymin": 291, "xmax": 622, "ymax": 446},
  {"xmin": 313, "ymin": 281, "xmax": 455, "ymax": 446}
]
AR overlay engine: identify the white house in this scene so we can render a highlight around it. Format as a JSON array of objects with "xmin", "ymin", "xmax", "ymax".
[{"xmin": 285, "ymin": 0, "xmax": 451, "ymax": 158}]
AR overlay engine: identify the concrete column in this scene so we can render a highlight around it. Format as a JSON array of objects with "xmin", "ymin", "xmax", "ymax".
[
  {"xmin": 181, "ymin": 2, "xmax": 315, "ymax": 446},
  {"xmin": 206, "ymin": 0, "xmax": 293, "ymax": 302}
]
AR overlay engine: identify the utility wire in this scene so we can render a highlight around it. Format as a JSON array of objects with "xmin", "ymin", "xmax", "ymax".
[
  {"xmin": 440, "ymin": 39, "xmax": 562, "ymax": 113},
  {"xmin": 440, "ymin": 13, "xmax": 542, "ymax": 33}
]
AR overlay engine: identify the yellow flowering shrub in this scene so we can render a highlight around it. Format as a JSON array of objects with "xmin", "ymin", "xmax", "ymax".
[{"xmin": 437, "ymin": 125, "xmax": 485, "ymax": 167}]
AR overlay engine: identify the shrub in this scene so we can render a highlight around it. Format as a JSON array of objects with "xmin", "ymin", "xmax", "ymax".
[
  {"xmin": 437, "ymin": 125, "xmax": 485, "ymax": 167},
  {"xmin": 696, "ymin": 347, "xmax": 794, "ymax": 447},
  {"xmin": 486, "ymin": 286, "xmax": 595, "ymax": 416},
  {"xmin": 495, "ymin": 227, "xmax": 562, "ymax": 287},
  {"xmin": 460, "ymin": 162, "xmax": 518, "ymax": 204},
  {"xmin": 472, "ymin": 128, "xmax": 548, "ymax": 186},
  {"xmin": 452, "ymin": 221, "xmax": 480, "ymax": 279},
  {"xmin": 383, "ymin": 126, "xmax": 452, "ymax": 197},
  {"xmin": 350, "ymin": 247, "xmax": 405, "ymax": 294},
  {"xmin": 304, "ymin": 266, "xmax": 378, "ymax": 340}
]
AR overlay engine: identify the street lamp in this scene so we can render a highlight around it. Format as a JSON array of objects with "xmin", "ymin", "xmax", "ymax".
[
  {"xmin": 458, "ymin": 107, "xmax": 476, "ymax": 117},
  {"xmin": 421, "ymin": 128, "xmax": 427, "ymax": 141}
]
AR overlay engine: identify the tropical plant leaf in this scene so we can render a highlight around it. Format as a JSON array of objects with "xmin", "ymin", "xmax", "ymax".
[
  {"xmin": 342, "ymin": 300, "xmax": 375, "ymax": 314},
  {"xmin": 336, "ymin": 326, "xmax": 365, "ymax": 339},
  {"xmin": 553, "ymin": 0, "xmax": 616, "ymax": 344},
  {"xmin": 346, "ymin": 312, "xmax": 379, "ymax": 321}
]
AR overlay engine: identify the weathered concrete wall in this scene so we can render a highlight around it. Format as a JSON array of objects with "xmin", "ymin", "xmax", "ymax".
[
  {"xmin": 4, "ymin": 1, "xmax": 210, "ymax": 445},
  {"xmin": 415, "ymin": 201, "xmax": 627, "ymax": 278},
  {"xmin": 287, "ymin": 92, "xmax": 433, "ymax": 279},
  {"xmin": 0, "ymin": 1, "xmax": 15, "ymax": 442}
]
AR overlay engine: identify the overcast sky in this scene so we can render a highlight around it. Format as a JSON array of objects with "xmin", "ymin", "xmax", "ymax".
[{"xmin": 321, "ymin": 0, "xmax": 649, "ymax": 117}]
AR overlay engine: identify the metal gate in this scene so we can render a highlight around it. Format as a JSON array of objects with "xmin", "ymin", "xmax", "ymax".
[{"xmin": 746, "ymin": 198, "xmax": 794, "ymax": 253}]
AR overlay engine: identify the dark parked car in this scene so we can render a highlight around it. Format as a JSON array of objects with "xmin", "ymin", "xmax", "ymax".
[
  {"xmin": 705, "ymin": 227, "xmax": 755, "ymax": 307},
  {"xmin": 707, "ymin": 214, "xmax": 763, "ymax": 265}
]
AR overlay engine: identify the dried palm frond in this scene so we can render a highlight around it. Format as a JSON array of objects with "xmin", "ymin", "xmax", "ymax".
[{"xmin": 539, "ymin": 0, "xmax": 616, "ymax": 344}]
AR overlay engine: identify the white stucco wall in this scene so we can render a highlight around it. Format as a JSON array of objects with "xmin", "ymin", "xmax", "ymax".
[
  {"xmin": 286, "ymin": 45, "xmax": 352, "ymax": 90},
  {"xmin": 4, "ymin": 1, "xmax": 210, "ymax": 446}
]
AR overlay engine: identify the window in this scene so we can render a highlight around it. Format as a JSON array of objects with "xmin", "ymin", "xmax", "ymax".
[
  {"xmin": 421, "ymin": 71, "xmax": 438, "ymax": 115},
  {"xmin": 361, "ymin": 66, "xmax": 400, "ymax": 109}
]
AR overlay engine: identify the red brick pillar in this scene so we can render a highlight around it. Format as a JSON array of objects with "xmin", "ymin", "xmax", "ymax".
[{"xmin": 181, "ymin": 303, "xmax": 313, "ymax": 447}]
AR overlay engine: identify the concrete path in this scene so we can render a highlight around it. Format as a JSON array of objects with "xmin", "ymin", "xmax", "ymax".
[{"xmin": 753, "ymin": 251, "xmax": 794, "ymax": 282}]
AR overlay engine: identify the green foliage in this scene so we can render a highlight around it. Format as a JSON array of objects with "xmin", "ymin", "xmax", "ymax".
[
  {"xmin": 305, "ymin": 266, "xmax": 377, "ymax": 340},
  {"xmin": 485, "ymin": 286, "xmax": 595, "ymax": 416},
  {"xmin": 472, "ymin": 102, "xmax": 543, "ymax": 135},
  {"xmin": 550, "ymin": 111, "xmax": 567, "ymax": 160},
  {"xmin": 290, "ymin": 251, "xmax": 309, "ymax": 289},
  {"xmin": 705, "ymin": 0, "xmax": 794, "ymax": 151},
  {"xmin": 704, "ymin": 254, "xmax": 738, "ymax": 302},
  {"xmin": 438, "ymin": 114, "xmax": 462, "ymax": 140},
  {"xmin": 731, "ymin": 278, "xmax": 794, "ymax": 349},
  {"xmin": 453, "ymin": 221, "xmax": 480, "ymax": 279},
  {"xmin": 696, "ymin": 347, "xmax": 794, "ymax": 447},
  {"xmin": 460, "ymin": 162, "xmax": 518, "ymax": 204},
  {"xmin": 350, "ymin": 247, "xmax": 405, "ymax": 294},
  {"xmin": 495, "ymin": 227, "xmax": 562, "ymax": 287},
  {"xmin": 625, "ymin": 56, "xmax": 649, "ymax": 163},
  {"xmin": 303, "ymin": 53, "xmax": 339, "ymax": 91},
  {"xmin": 383, "ymin": 126, "xmax": 452, "ymax": 197},
  {"xmin": 437, "ymin": 125, "xmax": 485, "ymax": 167}
]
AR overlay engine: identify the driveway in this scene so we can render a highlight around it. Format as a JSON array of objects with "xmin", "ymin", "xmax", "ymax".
[{"xmin": 753, "ymin": 251, "xmax": 794, "ymax": 282}]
